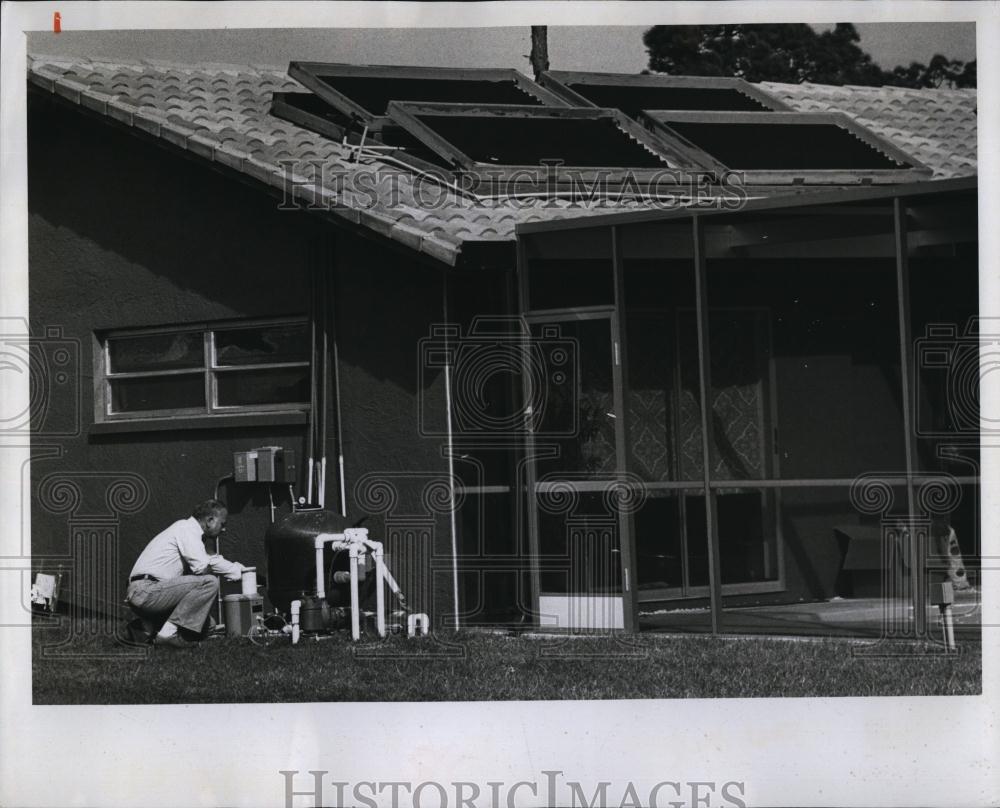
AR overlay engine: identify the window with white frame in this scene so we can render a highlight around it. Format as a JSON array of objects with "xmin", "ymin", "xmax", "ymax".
[{"xmin": 96, "ymin": 318, "xmax": 310, "ymax": 420}]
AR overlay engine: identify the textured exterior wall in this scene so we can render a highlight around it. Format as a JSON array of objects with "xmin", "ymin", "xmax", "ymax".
[{"xmin": 28, "ymin": 92, "xmax": 455, "ymax": 624}]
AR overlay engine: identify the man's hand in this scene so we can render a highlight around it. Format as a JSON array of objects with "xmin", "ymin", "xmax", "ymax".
[{"xmin": 223, "ymin": 562, "xmax": 244, "ymax": 582}]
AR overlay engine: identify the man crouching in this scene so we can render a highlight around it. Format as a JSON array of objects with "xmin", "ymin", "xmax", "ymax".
[{"xmin": 125, "ymin": 499, "xmax": 245, "ymax": 648}]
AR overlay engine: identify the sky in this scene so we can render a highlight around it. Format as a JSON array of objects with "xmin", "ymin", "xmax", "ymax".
[{"xmin": 26, "ymin": 23, "xmax": 976, "ymax": 75}]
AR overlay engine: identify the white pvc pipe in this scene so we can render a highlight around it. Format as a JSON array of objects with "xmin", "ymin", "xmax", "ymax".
[
  {"xmin": 315, "ymin": 542, "xmax": 325, "ymax": 599},
  {"xmin": 290, "ymin": 600, "xmax": 301, "ymax": 645},
  {"xmin": 407, "ymin": 613, "xmax": 429, "ymax": 637},
  {"xmin": 374, "ymin": 546, "xmax": 386, "ymax": 638},
  {"xmin": 314, "ymin": 531, "xmax": 349, "ymax": 599},
  {"xmin": 349, "ymin": 548, "xmax": 360, "ymax": 641},
  {"xmin": 338, "ymin": 455, "xmax": 347, "ymax": 518}
]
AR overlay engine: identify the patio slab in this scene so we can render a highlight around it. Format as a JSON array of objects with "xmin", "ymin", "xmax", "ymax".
[{"xmin": 639, "ymin": 590, "xmax": 983, "ymax": 640}]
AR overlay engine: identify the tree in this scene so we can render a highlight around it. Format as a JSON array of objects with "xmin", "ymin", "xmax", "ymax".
[
  {"xmin": 529, "ymin": 26, "xmax": 550, "ymax": 80},
  {"xmin": 642, "ymin": 24, "xmax": 976, "ymax": 88}
]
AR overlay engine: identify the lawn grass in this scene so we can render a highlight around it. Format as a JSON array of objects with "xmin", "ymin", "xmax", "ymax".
[{"xmin": 32, "ymin": 618, "xmax": 981, "ymax": 703}]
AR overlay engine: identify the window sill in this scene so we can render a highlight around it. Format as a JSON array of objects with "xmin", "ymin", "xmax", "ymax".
[{"xmin": 89, "ymin": 411, "xmax": 308, "ymax": 435}]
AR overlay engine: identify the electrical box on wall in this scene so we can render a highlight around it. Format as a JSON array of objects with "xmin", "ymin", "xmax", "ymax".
[
  {"xmin": 234, "ymin": 447, "xmax": 296, "ymax": 483},
  {"xmin": 234, "ymin": 450, "xmax": 258, "ymax": 482}
]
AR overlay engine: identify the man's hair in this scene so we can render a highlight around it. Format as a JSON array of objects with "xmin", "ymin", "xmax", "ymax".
[{"xmin": 192, "ymin": 499, "xmax": 227, "ymax": 521}]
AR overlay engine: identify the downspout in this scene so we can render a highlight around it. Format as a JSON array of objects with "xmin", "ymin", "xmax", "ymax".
[{"xmin": 443, "ymin": 275, "xmax": 461, "ymax": 631}]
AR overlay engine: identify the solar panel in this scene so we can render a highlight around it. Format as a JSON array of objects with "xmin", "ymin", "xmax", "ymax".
[
  {"xmin": 386, "ymin": 102, "xmax": 706, "ymax": 185},
  {"xmin": 540, "ymin": 71, "xmax": 789, "ymax": 118},
  {"xmin": 640, "ymin": 111, "xmax": 931, "ymax": 184},
  {"xmin": 270, "ymin": 63, "xmax": 932, "ymax": 193},
  {"xmin": 406, "ymin": 111, "xmax": 666, "ymax": 168},
  {"xmin": 287, "ymin": 63, "xmax": 569, "ymax": 132},
  {"xmin": 316, "ymin": 75, "xmax": 546, "ymax": 116}
]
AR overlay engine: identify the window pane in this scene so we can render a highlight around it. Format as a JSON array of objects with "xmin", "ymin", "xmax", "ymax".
[
  {"xmin": 108, "ymin": 332, "xmax": 203, "ymax": 372},
  {"xmin": 215, "ymin": 323, "xmax": 309, "ymax": 366},
  {"xmin": 216, "ymin": 368, "xmax": 309, "ymax": 407},
  {"xmin": 110, "ymin": 374, "xmax": 205, "ymax": 413}
]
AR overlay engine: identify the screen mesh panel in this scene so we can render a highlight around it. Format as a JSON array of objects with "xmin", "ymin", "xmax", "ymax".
[
  {"xmin": 319, "ymin": 76, "xmax": 544, "ymax": 115},
  {"xmin": 413, "ymin": 113, "xmax": 669, "ymax": 167},
  {"xmin": 567, "ymin": 83, "xmax": 772, "ymax": 117},
  {"xmin": 665, "ymin": 121, "xmax": 906, "ymax": 170}
]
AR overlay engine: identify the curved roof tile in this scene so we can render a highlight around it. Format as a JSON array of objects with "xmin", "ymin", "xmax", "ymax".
[{"xmin": 28, "ymin": 56, "xmax": 977, "ymax": 265}]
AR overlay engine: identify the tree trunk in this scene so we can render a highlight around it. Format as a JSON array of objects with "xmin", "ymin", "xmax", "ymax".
[{"xmin": 530, "ymin": 26, "xmax": 549, "ymax": 79}]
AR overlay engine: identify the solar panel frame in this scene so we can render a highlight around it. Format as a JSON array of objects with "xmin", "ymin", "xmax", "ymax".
[
  {"xmin": 539, "ymin": 71, "xmax": 793, "ymax": 114},
  {"xmin": 639, "ymin": 110, "xmax": 933, "ymax": 184},
  {"xmin": 287, "ymin": 62, "xmax": 571, "ymax": 133},
  {"xmin": 271, "ymin": 91, "xmax": 349, "ymax": 140},
  {"xmin": 384, "ymin": 101, "xmax": 716, "ymax": 187},
  {"xmin": 270, "ymin": 92, "xmax": 467, "ymax": 177}
]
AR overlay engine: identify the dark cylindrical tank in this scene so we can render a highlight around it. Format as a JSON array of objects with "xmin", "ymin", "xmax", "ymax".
[{"xmin": 265, "ymin": 509, "xmax": 354, "ymax": 613}]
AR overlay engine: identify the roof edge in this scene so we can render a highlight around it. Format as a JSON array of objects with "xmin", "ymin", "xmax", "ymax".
[{"xmin": 515, "ymin": 175, "xmax": 978, "ymax": 235}]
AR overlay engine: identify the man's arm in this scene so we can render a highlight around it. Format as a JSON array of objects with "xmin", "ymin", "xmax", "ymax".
[{"xmin": 177, "ymin": 526, "xmax": 243, "ymax": 580}]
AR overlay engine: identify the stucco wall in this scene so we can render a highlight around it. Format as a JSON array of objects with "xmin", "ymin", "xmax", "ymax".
[{"xmin": 28, "ymin": 91, "xmax": 454, "ymax": 624}]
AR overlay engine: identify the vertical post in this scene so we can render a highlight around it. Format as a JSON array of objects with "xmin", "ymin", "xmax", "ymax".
[
  {"xmin": 516, "ymin": 235, "xmax": 542, "ymax": 626},
  {"xmin": 442, "ymin": 273, "xmax": 461, "ymax": 631},
  {"xmin": 611, "ymin": 225, "xmax": 639, "ymax": 632},
  {"xmin": 692, "ymin": 215, "xmax": 724, "ymax": 634},
  {"xmin": 307, "ymin": 260, "xmax": 317, "ymax": 506},
  {"xmin": 325, "ymin": 234, "xmax": 348, "ymax": 518},
  {"xmin": 894, "ymin": 198, "xmax": 924, "ymax": 636}
]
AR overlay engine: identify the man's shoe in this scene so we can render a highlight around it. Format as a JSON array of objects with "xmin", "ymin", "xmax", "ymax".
[
  {"xmin": 125, "ymin": 617, "xmax": 154, "ymax": 645},
  {"xmin": 153, "ymin": 633, "xmax": 197, "ymax": 649}
]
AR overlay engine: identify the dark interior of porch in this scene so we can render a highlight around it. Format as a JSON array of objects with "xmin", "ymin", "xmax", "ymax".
[{"xmin": 450, "ymin": 182, "xmax": 979, "ymax": 638}]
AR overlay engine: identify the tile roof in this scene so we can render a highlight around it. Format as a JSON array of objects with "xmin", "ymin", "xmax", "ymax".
[
  {"xmin": 28, "ymin": 56, "xmax": 977, "ymax": 266},
  {"xmin": 759, "ymin": 81, "xmax": 977, "ymax": 180}
]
